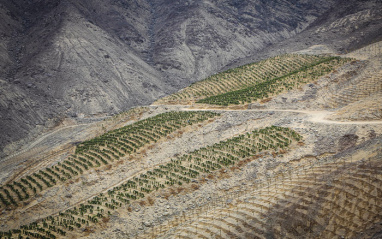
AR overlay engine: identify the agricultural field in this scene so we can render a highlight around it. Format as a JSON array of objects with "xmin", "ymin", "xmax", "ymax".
[
  {"xmin": 0, "ymin": 111, "xmax": 220, "ymax": 211},
  {"xmin": 154, "ymin": 139, "xmax": 382, "ymax": 239},
  {"xmin": 0, "ymin": 126, "xmax": 302, "ymax": 238},
  {"xmin": 1, "ymin": 41, "xmax": 382, "ymax": 239},
  {"xmin": 155, "ymin": 54, "xmax": 352, "ymax": 106},
  {"xmin": 197, "ymin": 57, "xmax": 351, "ymax": 106}
]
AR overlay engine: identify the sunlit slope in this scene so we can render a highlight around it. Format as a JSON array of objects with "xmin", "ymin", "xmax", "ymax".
[
  {"xmin": 162, "ymin": 149, "xmax": 382, "ymax": 239},
  {"xmin": 0, "ymin": 126, "xmax": 302, "ymax": 238},
  {"xmin": 155, "ymin": 54, "xmax": 352, "ymax": 106},
  {"xmin": 0, "ymin": 111, "xmax": 219, "ymax": 211}
]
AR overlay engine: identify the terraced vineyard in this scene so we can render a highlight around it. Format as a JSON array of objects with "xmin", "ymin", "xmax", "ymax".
[
  {"xmin": 155, "ymin": 54, "xmax": 351, "ymax": 106},
  {"xmin": 0, "ymin": 126, "xmax": 302, "ymax": 238},
  {"xmin": 2, "ymin": 41, "xmax": 382, "ymax": 239},
  {"xmin": 198, "ymin": 57, "xmax": 351, "ymax": 106},
  {"xmin": 0, "ymin": 111, "xmax": 219, "ymax": 211},
  {"xmin": 326, "ymin": 60, "xmax": 382, "ymax": 108},
  {"xmin": 156, "ymin": 149, "xmax": 382, "ymax": 239},
  {"xmin": 328, "ymin": 92, "xmax": 382, "ymax": 121}
]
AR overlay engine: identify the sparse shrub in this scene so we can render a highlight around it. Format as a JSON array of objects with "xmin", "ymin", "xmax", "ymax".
[
  {"xmin": 147, "ymin": 196, "xmax": 155, "ymax": 206},
  {"xmin": 191, "ymin": 184, "xmax": 200, "ymax": 190}
]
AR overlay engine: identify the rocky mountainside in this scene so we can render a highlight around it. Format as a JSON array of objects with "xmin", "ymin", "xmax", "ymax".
[
  {"xmin": 0, "ymin": 0, "xmax": 381, "ymax": 156},
  {"xmin": 0, "ymin": 7, "xmax": 381, "ymax": 236}
]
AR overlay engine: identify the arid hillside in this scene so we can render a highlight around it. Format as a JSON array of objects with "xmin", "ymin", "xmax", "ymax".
[
  {"xmin": 0, "ymin": 37, "xmax": 381, "ymax": 238},
  {"xmin": 1, "ymin": 0, "xmax": 381, "ymax": 156}
]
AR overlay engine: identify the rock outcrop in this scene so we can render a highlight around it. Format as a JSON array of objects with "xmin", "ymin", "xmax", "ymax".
[{"xmin": 0, "ymin": 0, "xmax": 381, "ymax": 155}]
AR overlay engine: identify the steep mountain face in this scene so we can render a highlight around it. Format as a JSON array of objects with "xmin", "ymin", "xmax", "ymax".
[
  {"xmin": 0, "ymin": 0, "xmax": 380, "ymax": 156},
  {"xmin": 219, "ymin": 0, "xmax": 382, "ymax": 71},
  {"xmin": 146, "ymin": 0, "xmax": 337, "ymax": 80},
  {"xmin": 0, "ymin": 0, "xmax": 65, "ymax": 154}
]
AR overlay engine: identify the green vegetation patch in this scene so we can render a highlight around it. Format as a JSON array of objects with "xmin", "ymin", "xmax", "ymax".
[
  {"xmin": 197, "ymin": 57, "xmax": 351, "ymax": 105},
  {"xmin": 156, "ymin": 54, "xmax": 332, "ymax": 104},
  {"xmin": 0, "ymin": 111, "xmax": 220, "ymax": 211},
  {"xmin": 2, "ymin": 126, "xmax": 302, "ymax": 238}
]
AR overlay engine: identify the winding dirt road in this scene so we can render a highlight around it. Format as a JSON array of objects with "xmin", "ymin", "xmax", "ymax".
[
  {"xmin": 181, "ymin": 107, "xmax": 382, "ymax": 125},
  {"xmin": 4, "ymin": 107, "xmax": 381, "ymax": 163}
]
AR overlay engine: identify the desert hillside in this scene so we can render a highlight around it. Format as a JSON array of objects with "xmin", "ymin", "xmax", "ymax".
[
  {"xmin": 0, "ymin": 37, "xmax": 381, "ymax": 238},
  {"xmin": 0, "ymin": 0, "xmax": 381, "ymax": 157}
]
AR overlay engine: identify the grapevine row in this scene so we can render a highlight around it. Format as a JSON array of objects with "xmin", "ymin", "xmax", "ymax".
[
  {"xmin": 197, "ymin": 57, "xmax": 352, "ymax": 105},
  {"xmin": 0, "ymin": 126, "xmax": 302, "ymax": 238},
  {"xmin": 0, "ymin": 111, "xmax": 220, "ymax": 211},
  {"xmin": 155, "ymin": 54, "xmax": 332, "ymax": 105}
]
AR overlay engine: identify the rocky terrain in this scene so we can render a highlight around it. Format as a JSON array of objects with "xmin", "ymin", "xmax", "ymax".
[
  {"xmin": 0, "ymin": 0, "xmax": 381, "ymax": 156},
  {"xmin": 0, "ymin": 1, "xmax": 382, "ymax": 238},
  {"xmin": 0, "ymin": 38, "xmax": 381, "ymax": 238}
]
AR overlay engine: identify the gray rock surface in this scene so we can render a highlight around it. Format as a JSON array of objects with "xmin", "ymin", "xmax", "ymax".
[{"xmin": 0, "ymin": 0, "xmax": 381, "ymax": 155}]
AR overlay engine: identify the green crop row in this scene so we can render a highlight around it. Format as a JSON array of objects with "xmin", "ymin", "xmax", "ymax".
[
  {"xmin": 0, "ymin": 126, "xmax": 302, "ymax": 238},
  {"xmin": 155, "ymin": 54, "xmax": 331, "ymax": 104},
  {"xmin": 0, "ymin": 111, "xmax": 220, "ymax": 212},
  {"xmin": 197, "ymin": 57, "xmax": 351, "ymax": 105}
]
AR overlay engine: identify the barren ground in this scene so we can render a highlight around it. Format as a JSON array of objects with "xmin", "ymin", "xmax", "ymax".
[{"xmin": 0, "ymin": 42, "xmax": 381, "ymax": 238}]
